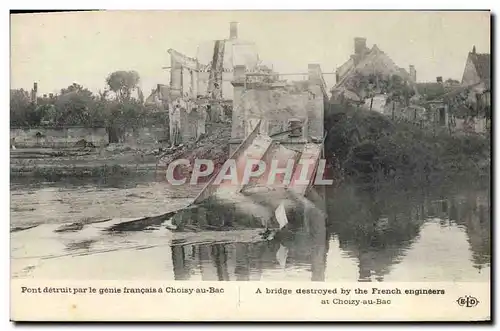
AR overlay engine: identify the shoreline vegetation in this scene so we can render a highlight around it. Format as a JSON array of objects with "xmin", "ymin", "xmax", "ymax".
[{"xmin": 324, "ymin": 104, "xmax": 490, "ymax": 189}]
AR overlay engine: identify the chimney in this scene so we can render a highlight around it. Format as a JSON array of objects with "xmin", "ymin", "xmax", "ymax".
[
  {"xmin": 436, "ymin": 76, "xmax": 443, "ymax": 84},
  {"xmin": 157, "ymin": 84, "xmax": 166, "ymax": 100},
  {"xmin": 354, "ymin": 37, "xmax": 367, "ymax": 55},
  {"xmin": 472, "ymin": 45, "xmax": 476, "ymax": 54},
  {"xmin": 409, "ymin": 65, "xmax": 416, "ymax": 82},
  {"xmin": 31, "ymin": 82, "xmax": 38, "ymax": 104},
  {"xmin": 230, "ymin": 22, "xmax": 238, "ymax": 40}
]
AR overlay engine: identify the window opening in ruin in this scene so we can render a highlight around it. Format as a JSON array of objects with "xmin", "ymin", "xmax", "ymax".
[{"xmin": 288, "ymin": 118, "xmax": 303, "ymax": 138}]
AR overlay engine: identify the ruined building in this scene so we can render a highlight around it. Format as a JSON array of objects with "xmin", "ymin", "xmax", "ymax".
[
  {"xmin": 168, "ymin": 22, "xmax": 260, "ymax": 101},
  {"xmin": 161, "ymin": 23, "xmax": 328, "ymax": 149},
  {"xmin": 335, "ymin": 37, "xmax": 416, "ymax": 86},
  {"xmin": 421, "ymin": 46, "xmax": 491, "ymax": 134},
  {"xmin": 332, "ymin": 37, "xmax": 417, "ymax": 102},
  {"xmin": 461, "ymin": 45, "xmax": 490, "ymax": 89},
  {"xmin": 160, "ymin": 22, "xmax": 261, "ymax": 144}
]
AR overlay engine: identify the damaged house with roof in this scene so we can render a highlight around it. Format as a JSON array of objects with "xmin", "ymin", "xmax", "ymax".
[
  {"xmin": 423, "ymin": 46, "xmax": 490, "ymax": 134},
  {"xmin": 331, "ymin": 37, "xmax": 418, "ymax": 116}
]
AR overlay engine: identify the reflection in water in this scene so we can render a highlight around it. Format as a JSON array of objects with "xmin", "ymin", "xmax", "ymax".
[
  {"xmin": 450, "ymin": 190, "xmax": 491, "ymax": 271},
  {"xmin": 171, "ymin": 235, "xmax": 329, "ymax": 282},
  {"xmin": 171, "ymin": 182, "xmax": 490, "ymax": 282},
  {"xmin": 10, "ymin": 174, "xmax": 491, "ymax": 281},
  {"xmin": 327, "ymin": 185, "xmax": 426, "ymax": 282},
  {"xmin": 65, "ymin": 239, "xmax": 96, "ymax": 252}
]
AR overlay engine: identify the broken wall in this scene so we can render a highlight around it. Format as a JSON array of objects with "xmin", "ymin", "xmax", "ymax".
[
  {"xmin": 307, "ymin": 83, "xmax": 324, "ymax": 139},
  {"xmin": 239, "ymin": 86, "xmax": 311, "ymax": 138},
  {"xmin": 10, "ymin": 126, "xmax": 176, "ymax": 148},
  {"xmin": 122, "ymin": 127, "xmax": 169, "ymax": 146},
  {"xmin": 230, "ymin": 64, "xmax": 325, "ymax": 154},
  {"xmin": 180, "ymin": 108, "xmax": 201, "ymax": 142},
  {"xmin": 197, "ymin": 72, "xmax": 210, "ymax": 97},
  {"xmin": 232, "ymin": 83, "xmax": 323, "ymax": 142}
]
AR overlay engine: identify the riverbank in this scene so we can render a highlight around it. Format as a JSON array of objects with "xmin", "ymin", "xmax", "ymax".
[
  {"xmin": 10, "ymin": 146, "xmax": 159, "ymax": 179},
  {"xmin": 324, "ymin": 105, "xmax": 491, "ymax": 186},
  {"xmin": 10, "ymin": 123, "xmax": 232, "ymax": 181}
]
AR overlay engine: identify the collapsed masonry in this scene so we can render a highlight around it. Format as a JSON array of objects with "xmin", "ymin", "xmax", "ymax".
[
  {"xmin": 229, "ymin": 64, "xmax": 327, "ymax": 154},
  {"xmin": 168, "ymin": 22, "xmax": 259, "ymax": 101},
  {"xmin": 156, "ymin": 22, "xmax": 260, "ymax": 145},
  {"xmin": 158, "ymin": 24, "xmax": 328, "ymax": 151}
]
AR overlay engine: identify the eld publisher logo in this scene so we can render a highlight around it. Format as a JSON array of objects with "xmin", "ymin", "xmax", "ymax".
[{"xmin": 457, "ymin": 296, "xmax": 479, "ymax": 308}]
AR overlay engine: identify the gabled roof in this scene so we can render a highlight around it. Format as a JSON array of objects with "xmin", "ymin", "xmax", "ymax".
[
  {"xmin": 334, "ymin": 43, "xmax": 414, "ymax": 90},
  {"xmin": 145, "ymin": 90, "xmax": 158, "ymax": 104},
  {"xmin": 424, "ymin": 82, "xmax": 481, "ymax": 104},
  {"xmin": 416, "ymin": 82, "xmax": 453, "ymax": 100},
  {"xmin": 145, "ymin": 84, "xmax": 171, "ymax": 105},
  {"xmin": 469, "ymin": 52, "xmax": 490, "ymax": 87}
]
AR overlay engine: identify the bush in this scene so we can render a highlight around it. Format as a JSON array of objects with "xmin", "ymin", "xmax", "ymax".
[{"xmin": 324, "ymin": 104, "xmax": 490, "ymax": 185}]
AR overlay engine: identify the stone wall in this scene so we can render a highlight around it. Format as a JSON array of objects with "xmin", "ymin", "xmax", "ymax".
[
  {"xmin": 196, "ymin": 71, "xmax": 234, "ymax": 99},
  {"xmin": 198, "ymin": 72, "xmax": 210, "ymax": 97},
  {"xmin": 239, "ymin": 86, "xmax": 311, "ymax": 138},
  {"xmin": 11, "ymin": 127, "xmax": 109, "ymax": 148},
  {"xmin": 122, "ymin": 127, "xmax": 169, "ymax": 146},
  {"xmin": 307, "ymin": 83, "xmax": 325, "ymax": 139},
  {"xmin": 11, "ymin": 126, "xmax": 172, "ymax": 148}
]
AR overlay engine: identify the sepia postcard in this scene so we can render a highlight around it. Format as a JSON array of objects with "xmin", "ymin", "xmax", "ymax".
[{"xmin": 10, "ymin": 10, "xmax": 491, "ymax": 322}]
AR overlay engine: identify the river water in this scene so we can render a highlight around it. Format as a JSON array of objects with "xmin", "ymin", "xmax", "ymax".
[{"xmin": 10, "ymin": 175, "xmax": 490, "ymax": 282}]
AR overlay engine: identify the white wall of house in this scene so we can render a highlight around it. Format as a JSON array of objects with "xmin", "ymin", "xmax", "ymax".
[{"xmin": 363, "ymin": 94, "xmax": 387, "ymax": 113}]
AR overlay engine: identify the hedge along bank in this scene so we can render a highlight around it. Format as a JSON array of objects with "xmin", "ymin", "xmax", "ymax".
[{"xmin": 163, "ymin": 158, "xmax": 334, "ymax": 186}]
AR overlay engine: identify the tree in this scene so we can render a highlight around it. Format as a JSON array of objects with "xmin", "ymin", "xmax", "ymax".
[
  {"xmin": 60, "ymin": 82, "xmax": 88, "ymax": 95},
  {"xmin": 55, "ymin": 83, "xmax": 95, "ymax": 126},
  {"xmin": 137, "ymin": 87, "xmax": 144, "ymax": 104},
  {"xmin": 103, "ymin": 99, "xmax": 147, "ymax": 143},
  {"xmin": 105, "ymin": 70, "xmax": 140, "ymax": 102},
  {"xmin": 10, "ymin": 89, "xmax": 29, "ymax": 125},
  {"xmin": 344, "ymin": 72, "xmax": 415, "ymax": 111},
  {"xmin": 386, "ymin": 75, "xmax": 415, "ymax": 107},
  {"xmin": 445, "ymin": 78, "xmax": 460, "ymax": 86},
  {"xmin": 37, "ymin": 104, "xmax": 57, "ymax": 125},
  {"xmin": 10, "ymin": 89, "xmax": 37, "ymax": 126}
]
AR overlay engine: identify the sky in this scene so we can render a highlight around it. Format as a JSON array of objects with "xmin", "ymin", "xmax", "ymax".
[{"xmin": 10, "ymin": 10, "xmax": 490, "ymax": 96}]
